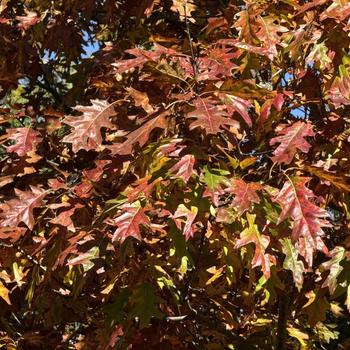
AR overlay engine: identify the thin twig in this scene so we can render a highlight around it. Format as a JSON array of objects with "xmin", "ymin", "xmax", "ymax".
[{"xmin": 183, "ymin": 0, "xmax": 198, "ymax": 83}]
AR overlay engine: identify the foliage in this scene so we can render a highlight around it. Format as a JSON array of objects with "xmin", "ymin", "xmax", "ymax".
[{"xmin": 0, "ymin": 0, "xmax": 350, "ymax": 349}]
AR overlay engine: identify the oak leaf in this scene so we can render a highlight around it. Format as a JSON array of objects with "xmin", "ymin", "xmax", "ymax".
[
  {"xmin": 169, "ymin": 154, "xmax": 195, "ymax": 183},
  {"xmin": 171, "ymin": 0, "xmax": 196, "ymax": 22},
  {"xmin": 270, "ymin": 121, "xmax": 315, "ymax": 164},
  {"xmin": 110, "ymin": 111, "xmax": 168, "ymax": 155},
  {"xmin": 218, "ymin": 93, "xmax": 252, "ymax": 127},
  {"xmin": 126, "ymin": 87, "xmax": 154, "ymax": 113},
  {"xmin": 186, "ymin": 97, "xmax": 239, "ymax": 134},
  {"xmin": 226, "ymin": 179, "xmax": 262, "ymax": 215},
  {"xmin": 273, "ymin": 177, "xmax": 330, "ymax": 266},
  {"xmin": 0, "ymin": 186, "xmax": 46, "ymax": 230},
  {"xmin": 63, "ymin": 99, "xmax": 115, "ymax": 153},
  {"xmin": 236, "ymin": 213, "xmax": 275, "ymax": 279},
  {"xmin": 113, "ymin": 44, "xmax": 179, "ymax": 74},
  {"xmin": 106, "ymin": 203, "xmax": 150, "ymax": 242},
  {"xmin": 173, "ymin": 204, "xmax": 198, "ymax": 240},
  {"xmin": 321, "ymin": 246, "xmax": 346, "ymax": 294},
  {"xmin": 6, "ymin": 128, "xmax": 42, "ymax": 156},
  {"xmin": 281, "ymin": 238, "xmax": 305, "ymax": 290}
]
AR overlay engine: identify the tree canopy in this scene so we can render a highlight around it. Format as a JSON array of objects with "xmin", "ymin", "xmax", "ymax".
[{"xmin": 1, "ymin": 0, "xmax": 350, "ymax": 349}]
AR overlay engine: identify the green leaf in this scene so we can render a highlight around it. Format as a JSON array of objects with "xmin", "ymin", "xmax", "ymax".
[
  {"xmin": 321, "ymin": 246, "xmax": 346, "ymax": 294},
  {"xmin": 105, "ymin": 288, "xmax": 129, "ymax": 326},
  {"xmin": 128, "ymin": 283, "xmax": 163, "ymax": 328},
  {"xmin": 281, "ymin": 238, "xmax": 304, "ymax": 290},
  {"xmin": 202, "ymin": 166, "xmax": 229, "ymax": 190}
]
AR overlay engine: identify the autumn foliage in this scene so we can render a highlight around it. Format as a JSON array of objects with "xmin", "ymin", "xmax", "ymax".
[{"xmin": 1, "ymin": 0, "xmax": 350, "ymax": 349}]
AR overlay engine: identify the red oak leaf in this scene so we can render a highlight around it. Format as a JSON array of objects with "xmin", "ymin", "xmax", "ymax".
[
  {"xmin": 273, "ymin": 177, "xmax": 331, "ymax": 266},
  {"xmin": 106, "ymin": 204, "xmax": 150, "ymax": 242},
  {"xmin": 186, "ymin": 97, "xmax": 239, "ymax": 134},
  {"xmin": 218, "ymin": 93, "xmax": 252, "ymax": 127},
  {"xmin": 218, "ymin": 39, "xmax": 276, "ymax": 60},
  {"xmin": 157, "ymin": 138, "xmax": 185, "ymax": 157},
  {"xmin": 110, "ymin": 111, "xmax": 168, "ymax": 155},
  {"xmin": 172, "ymin": 204, "xmax": 198, "ymax": 240},
  {"xmin": 113, "ymin": 44, "xmax": 179, "ymax": 74},
  {"xmin": 0, "ymin": 186, "xmax": 46, "ymax": 230},
  {"xmin": 124, "ymin": 176, "xmax": 157, "ymax": 202},
  {"xmin": 50, "ymin": 204, "xmax": 83, "ymax": 232},
  {"xmin": 328, "ymin": 71, "xmax": 350, "ymax": 108},
  {"xmin": 63, "ymin": 99, "xmax": 115, "ymax": 153},
  {"xmin": 226, "ymin": 179, "xmax": 262, "ymax": 215},
  {"xmin": 6, "ymin": 128, "xmax": 42, "ymax": 157},
  {"xmin": 197, "ymin": 47, "xmax": 238, "ymax": 81},
  {"xmin": 169, "ymin": 154, "xmax": 195, "ymax": 183},
  {"xmin": 259, "ymin": 93, "xmax": 284, "ymax": 124},
  {"xmin": 270, "ymin": 121, "xmax": 315, "ymax": 164},
  {"xmin": 0, "ymin": 227, "xmax": 27, "ymax": 243},
  {"xmin": 82, "ymin": 160, "xmax": 111, "ymax": 182},
  {"xmin": 236, "ymin": 213, "xmax": 275, "ymax": 279}
]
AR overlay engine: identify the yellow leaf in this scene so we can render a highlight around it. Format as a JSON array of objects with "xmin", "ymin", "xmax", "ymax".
[
  {"xmin": 240, "ymin": 157, "xmax": 256, "ymax": 169},
  {"xmin": 0, "ymin": 281, "xmax": 11, "ymax": 305},
  {"xmin": 171, "ymin": 0, "xmax": 196, "ymax": 22},
  {"xmin": 206, "ymin": 266, "xmax": 224, "ymax": 285},
  {"xmin": 287, "ymin": 327, "xmax": 309, "ymax": 348},
  {"xmin": 304, "ymin": 165, "xmax": 350, "ymax": 192},
  {"xmin": 302, "ymin": 290, "xmax": 316, "ymax": 308}
]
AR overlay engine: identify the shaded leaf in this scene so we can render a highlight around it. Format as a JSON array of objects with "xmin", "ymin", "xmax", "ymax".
[
  {"xmin": 128, "ymin": 283, "xmax": 163, "ymax": 328},
  {"xmin": 110, "ymin": 111, "xmax": 168, "ymax": 155}
]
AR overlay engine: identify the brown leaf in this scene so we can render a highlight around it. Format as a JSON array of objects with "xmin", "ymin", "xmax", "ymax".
[
  {"xmin": 126, "ymin": 87, "xmax": 154, "ymax": 113},
  {"xmin": 63, "ymin": 99, "xmax": 115, "ymax": 153},
  {"xmin": 110, "ymin": 111, "xmax": 168, "ymax": 155}
]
